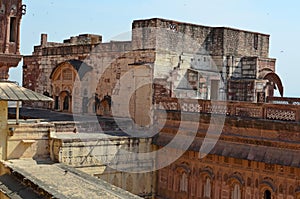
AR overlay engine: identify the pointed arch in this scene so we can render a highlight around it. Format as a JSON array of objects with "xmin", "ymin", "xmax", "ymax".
[
  {"xmin": 227, "ymin": 172, "xmax": 245, "ymax": 186},
  {"xmin": 50, "ymin": 59, "xmax": 92, "ymax": 80},
  {"xmin": 50, "ymin": 60, "xmax": 93, "ymax": 113},
  {"xmin": 263, "ymin": 72, "xmax": 284, "ymax": 97}
]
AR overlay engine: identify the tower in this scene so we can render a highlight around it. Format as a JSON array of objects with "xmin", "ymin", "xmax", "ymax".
[{"xmin": 0, "ymin": 0, "xmax": 25, "ymax": 80}]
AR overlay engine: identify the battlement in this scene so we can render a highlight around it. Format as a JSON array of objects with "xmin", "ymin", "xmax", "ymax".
[
  {"xmin": 63, "ymin": 34, "xmax": 102, "ymax": 45},
  {"xmin": 29, "ymin": 33, "xmax": 131, "ymax": 56}
]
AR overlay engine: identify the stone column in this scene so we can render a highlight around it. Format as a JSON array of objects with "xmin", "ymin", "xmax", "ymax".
[
  {"xmin": 4, "ymin": 16, "xmax": 10, "ymax": 53},
  {"xmin": 16, "ymin": 16, "xmax": 21, "ymax": 54},
  {"xmin": 0, "ymin": 101, "xmax": 8, "ymax": 160}
]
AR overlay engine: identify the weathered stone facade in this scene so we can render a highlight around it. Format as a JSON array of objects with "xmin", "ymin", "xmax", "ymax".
[
  {"xmin": 23, "ymin": 18, "xmax": 283, "ymax": 119},
  {"xmin": 0, "ymin": 0, "xmax": 25, "ymax": 80},
  {"xmin": 50, "ymin": 132, "xmax": 155, "ymax": 198},
  {"xmin": 19, "ymin": 17, "xmax": 299, "ymax": 199},
  {"xmin": 153, "ymin": 98, "xmax": 300, "ymax": 199}
]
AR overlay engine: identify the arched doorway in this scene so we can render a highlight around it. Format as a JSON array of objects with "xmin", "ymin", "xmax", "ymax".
[
  {"xmin": 51, "ymin": 62, "xmax": 77, "ymax": 112},
  {"xmin": 63, "ymin": 95, "xmax": 69, "ymax": 111},
  {"xmin": 98, "ymin": 95, "xmax": 112, "ymax": 116},
  {"xmin": 264, "ymin": 190, "xmax": 271, "ymax": 199},
  {"xmin": 59, "ymin": 91, "xmax": 71, "ymax": 112},
  {"xmin": 50, "ymin": 60, "xmax": 93, "ymax": 113}
]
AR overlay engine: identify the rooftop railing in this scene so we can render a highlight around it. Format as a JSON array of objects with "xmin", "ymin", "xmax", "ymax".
[{"xmin": 155, "ymin": 98, "xmax": 300, "ymax": 122}]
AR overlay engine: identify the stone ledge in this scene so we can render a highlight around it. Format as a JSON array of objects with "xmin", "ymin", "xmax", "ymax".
[{"xmin": 1, "ymin": 159, "xmax": 142, "ymax": 199}]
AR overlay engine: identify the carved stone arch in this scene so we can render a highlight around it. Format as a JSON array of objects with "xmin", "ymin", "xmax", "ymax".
[
  {"xmin": 259, "ymin": 178, "xmax": 276, "ymax": 199},
  {"xmin": 227, "ymin": 172, "xmax": 245, "ymax": 186},
  {"xmin": 50, "ymin": 59, "xmax": 92, "ymax": 80},
  {"xmin": 173, "ymin": 163, "xmax": 191, "ymax": 195},
  {"xmin": 199, "ymin": 166, "xmax": 215, "ymax": 179},
  {"xmin": 227, "ymin": 173, "xmax": 244, "ymax": 199},
  {"xmin": 258, "ymin": 67, "xmax": 274, "ymax": 77},
  {"xmin": 50, "ymin": 60, "xmax": 93, "ymax": 113},
  {"xmin": 174, "ymin": 162, "xmax": 191, "ymax": 175},
  {"xmin": 263, "ymin": 72, "xmax": 284, "ymax": 97},
  {"xmin": 260, "ymin": 186, "xmax": 275, "ymax": 199},
  {"xmin": 260, "ymin": 178, "xmax": 277, "ymax": 193}
]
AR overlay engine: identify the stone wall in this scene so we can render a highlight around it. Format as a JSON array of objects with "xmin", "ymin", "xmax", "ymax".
[
  {"xmin": 50, "ymin": 134, "xmax": 155, "ymax": 198},
  {"xmin": 6, "ymin": 121, "xmax": 54, "ymax": 160},
  {"xmin": 153, "ymin": 104, "xmax": 300, "ymax": 199},
  {"xmin": 23, "ymin": 18, "xmax": 281, "ymax": 112},
  {"xmin": 0, "ymin": 0, "xmax": 23, "ymax": 54},
  {"xmin": 0, "ymin": 0, "xmax": 24, "ymax": 79},
  {"xmin": 132, "ymin": 18, "xmax": 270, "ymax": 57},
  {"xmin": 23, "ymin": 34, "xmax": 132, "ymax": 100},
  {"xmin": 156, "ymin": 152, "xmax": 299, "ymax": 199}
]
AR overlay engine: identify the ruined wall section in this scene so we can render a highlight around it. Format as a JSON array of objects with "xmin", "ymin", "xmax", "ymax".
[
  {"xmin": 23, "ymin": 34, "xmax": 132, "ymax": 109},
  {"xmin": 132, "ymin": 18, "xmax": 276, "ymax": 103},
  {"xmin": 132, "ymin": 19, "xmax": 226, "ymax": 101},
  {"xmin": 223, "ymin": 28, "xmax": 270, "ymax": 58},
  {"xmin": 94, "ymin": 49, "xmax": 155, "ymax": 121},
  {"xmin": 132, "ymin": 18, "xmax": 224, "ymax": 55}
]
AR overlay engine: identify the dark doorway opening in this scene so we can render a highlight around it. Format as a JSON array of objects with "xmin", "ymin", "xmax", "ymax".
[
  {"xmin": 63, "ymin": 95, "xmax": 69, "ymax": 111},
  {"xmin": 264, "ymin": 190, "xmax": 271, "ymax": 199},
  {"xmin": 54, "ymin": 96, "xmax": 59, "ymax": 110}
]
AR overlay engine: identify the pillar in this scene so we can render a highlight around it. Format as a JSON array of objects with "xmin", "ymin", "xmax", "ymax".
[{"xmin": 0, "ymin": 101, "xmax": 8, "ymax": 160}]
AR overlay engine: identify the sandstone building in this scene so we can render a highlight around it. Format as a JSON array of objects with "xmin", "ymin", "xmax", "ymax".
[
  {"xmin": 153, "ymin": 98, "xmax": 300, "ymax": 199},
  {"xmin": 23, "ymin": 18, "xmax": 284, "ymax": 119},
  {"xmin": 11, "ymin": 10, "xmax": 300, "ymax": 199},
  {"xmin": 0, "ymin": 0, "xmax": 25, "ymax": 80}
]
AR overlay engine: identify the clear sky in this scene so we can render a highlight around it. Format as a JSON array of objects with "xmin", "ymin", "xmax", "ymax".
[{"xmin": 9, "ymin": 0, "xmax": 300, "ymax": 97}]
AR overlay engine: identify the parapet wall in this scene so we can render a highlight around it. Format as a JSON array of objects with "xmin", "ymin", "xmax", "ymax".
[{"xmin": 132, "ymin": 18, "xmax": 270, "ymax": 57}]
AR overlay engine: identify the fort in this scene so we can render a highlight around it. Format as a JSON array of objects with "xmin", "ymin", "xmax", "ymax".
[{"xmin": 1, "ymin": 1, "xmax": 300, "ymax": 199}]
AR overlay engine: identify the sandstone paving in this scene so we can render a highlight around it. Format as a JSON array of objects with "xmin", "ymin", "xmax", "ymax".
[{"xmin": 3, "ymin": 159, "xmax": 142, "ymax": 199}]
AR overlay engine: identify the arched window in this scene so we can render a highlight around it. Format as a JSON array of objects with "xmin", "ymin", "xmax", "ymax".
[
  {"xmin": 231, "ymin": 184, "xmax": 241, "ymax": 199},
  {"xmin": 203, "ymin": 177, "xmax": 211, "ymax": 198},
  {"xmin": 179, "ymin": 172, "xmax": 188, "ymax": 192},
  {"xmin": 264, "ymin": 190, "xmax": 271, "ymax": 199}
]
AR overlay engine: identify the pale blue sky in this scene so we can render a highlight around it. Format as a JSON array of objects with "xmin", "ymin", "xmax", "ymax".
[{"xmin": 9, "ymin": 0, "xmax": 300, "ymax": 97}]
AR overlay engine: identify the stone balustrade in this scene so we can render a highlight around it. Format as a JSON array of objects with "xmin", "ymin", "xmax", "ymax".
[{"xmin": 155, "ymin": 98, "xmax": 300, "ymax": 122}]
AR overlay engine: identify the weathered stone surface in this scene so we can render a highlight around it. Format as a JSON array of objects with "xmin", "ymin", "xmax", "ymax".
[
  {"xmin": 0, "ymin": 0, "xmax": 23, "ymax": 79},
  {"xmin": 1, "ymin": 159, "xmax": 142, "ymax": 199}
]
